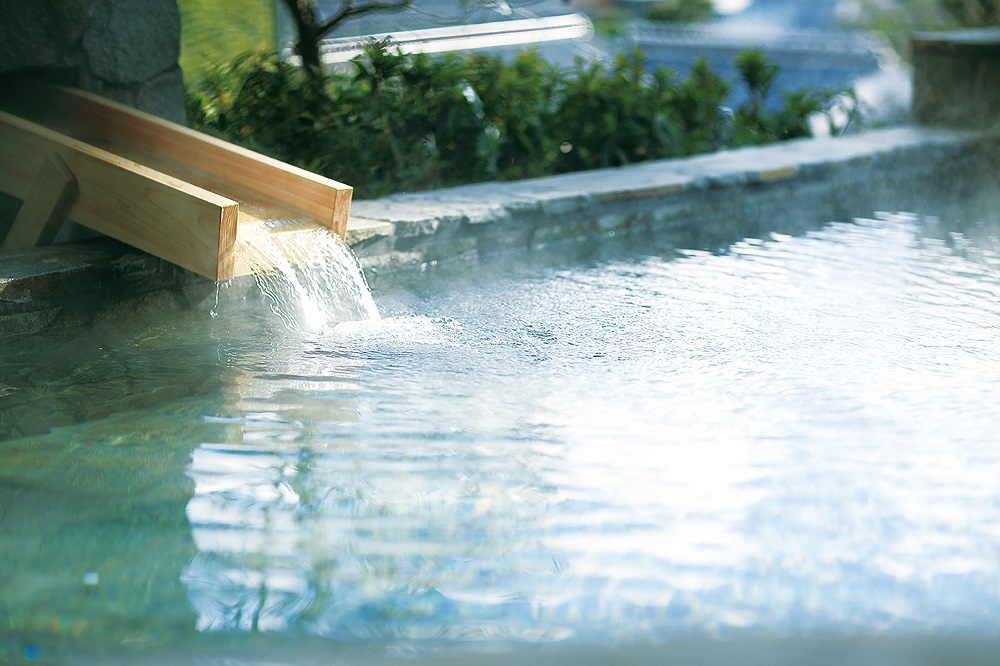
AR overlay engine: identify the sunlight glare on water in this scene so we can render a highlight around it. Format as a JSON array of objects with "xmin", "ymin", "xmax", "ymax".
[
  {"xmin": 4, "ymin": 210, "xmax": 1000, "ymax": 663},
  {"xmin": 181, "ymin": 211, "xmax": 1000, "ymax": 646}
]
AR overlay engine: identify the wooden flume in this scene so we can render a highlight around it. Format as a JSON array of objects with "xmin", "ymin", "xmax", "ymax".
[{"xmin": 0, "ymin": 80, "xmax": 352, "ymax": 281}]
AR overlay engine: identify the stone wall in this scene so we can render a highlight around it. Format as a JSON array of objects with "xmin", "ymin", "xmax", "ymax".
[
  {"xmin": 912, "ymin": 28, "xmax": 1000, "ymax": 128},
  {"xmin": 0, "ymin": 0, "xmax": 186, "ymax": 123},
  {"xmin": 346, "ymin": 127, "xmax": 1000, "ymax": 276}
]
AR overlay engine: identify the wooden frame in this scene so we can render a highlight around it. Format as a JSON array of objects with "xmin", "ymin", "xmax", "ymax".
[
  {"xmin": 0, "ymin": 80, "xmax": 353, "ymax": 281},
  {"xmin": 0, "ymin": 110, "xmax": 240, "ymax": 280},
  {"xmin": 1, "ymin": 154, "xmax": 78, "ymax": 251}
]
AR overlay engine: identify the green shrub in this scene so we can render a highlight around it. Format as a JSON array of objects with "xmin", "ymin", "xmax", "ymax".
[
  {"xmin": 554, "ymin": 49, "xmax": 677, "ymax": 171},
  {"xmin": 672, "ymin": 57, "xmax": 731, "ymax": 153},
  {"xmin": 464, "ymin": 50, "xmax": 561, "ymax": 180},
  {"xmin": 186, "ymin": 44, "xmax": 850, "ymax": 198},
  {"xmin": 647, "ymin": 0, "xmax": 714, "ymax": 23}
]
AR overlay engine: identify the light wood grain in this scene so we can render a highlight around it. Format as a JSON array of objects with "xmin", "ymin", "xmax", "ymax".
[
  {"xmin": 11, "ymin": 79, "xmax": 352, "ymax": 238},
  {"xmin": 2, "ymin": 154, "xmax": 78, "ymax": 250},
  {"xmin": 0, "ymin": 111, "xmax": 239, "ymax": 280}
]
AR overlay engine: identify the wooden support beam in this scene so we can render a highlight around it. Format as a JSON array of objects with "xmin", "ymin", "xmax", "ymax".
[
  {"xmin": 0, "ymin": 79, "xmax": 356, "ymax": 281},
  {"xmin": 0, "ymin": 111, "xmax": 239, "ymax": 281},
  {"xmin": 8, "ymin": 79, "xmax": 353, "ymax": 238},
  {"xmin": 2, "ymin": 154, "xmax": 78, "ymax": 250}
]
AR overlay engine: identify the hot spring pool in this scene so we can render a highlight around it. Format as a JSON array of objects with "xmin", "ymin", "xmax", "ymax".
[{"xmin": 3, "ymin": 210, "xmax": 1000, "ymax": 664}]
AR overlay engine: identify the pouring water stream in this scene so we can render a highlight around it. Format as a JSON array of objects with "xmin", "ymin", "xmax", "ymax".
[{"xmin": 223, "ymin": 220, "xmax": 381, "ymax": 332}]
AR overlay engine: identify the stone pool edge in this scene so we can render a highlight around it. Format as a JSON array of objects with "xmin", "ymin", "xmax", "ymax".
[
  {"xmin": 2, "ymin": 125, "xmax": 998, "ymax": 338},
  {"xmin": 347, "ymin": 125, "xmax": 997, "ymax": 272}
]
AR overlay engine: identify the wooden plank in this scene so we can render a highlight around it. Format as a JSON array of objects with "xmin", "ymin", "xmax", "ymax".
[
  {"xmin": 0, "ymin": 111, "xmax": 239, "ymax": 281},
  {"xmin": 2, "ymin": 154, "xmax": 78, "ymax": 250},
  {"xmin": 10, "ymin": 79, "xmax": 353, "ymax": 238}
]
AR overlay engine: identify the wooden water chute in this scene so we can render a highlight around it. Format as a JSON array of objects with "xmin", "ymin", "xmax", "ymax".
[{"xmin": 0, "ymin": 80, "xmax": 353, "ymax": 281}]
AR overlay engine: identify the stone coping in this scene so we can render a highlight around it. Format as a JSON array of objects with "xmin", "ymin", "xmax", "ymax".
[
  {"xmin": 344, "ymin": 126, "xmax": 994, "ymax": 272},
  {"xmin": 912, "ymin": 28, "xmax": 1000, "ymax": 51},
  {"xmin": 2, "ymin": 125, "xmax": 997, "ymax": 338},
  {"xmin": 912, "ymin": 28, "xmax": 1000, "ymax": 128}
]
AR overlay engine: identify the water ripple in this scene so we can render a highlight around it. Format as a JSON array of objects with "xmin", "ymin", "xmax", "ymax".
[{"xmin": 6, "ymin": 211, "xmax": 1000, "ymax": 656}]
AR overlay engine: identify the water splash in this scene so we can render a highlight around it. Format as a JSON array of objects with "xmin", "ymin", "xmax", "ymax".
[{"xmin": 235, "ymin": 220, "xmax": 380, "ymax": 332}]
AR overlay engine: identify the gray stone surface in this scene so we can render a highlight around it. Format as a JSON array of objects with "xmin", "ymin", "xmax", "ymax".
[
  {"xmin": 0, "ymin": 0, "xmax": 183, "ymax": 118},
  {"xmin": 0, "ymin": 0, "xmax": 67, "ymax": 72},
  {"xmin": 0, "ymin": 240, "xmax": 214, "ymax": 338},
  {"xmin": 74, "ymin": 72, "xmax": 186, "ymax": 120},
  {"xmin": 82, "ymin": 0, "xmax": 181, "ymax": 85},
  {"xmin": 345, "ymin": 126, "xmax": 999, "ymax": 275},
  {"xmin": 48, "ymin": 0, "xmax": 92, "ymax": 44},
  {"xmin": 912, "ymin": 29, "xmax": 1000, "ymax": 129},
  {"xmin": 136, "ymin": 65, "xmax": 188, "ymax": 124}
]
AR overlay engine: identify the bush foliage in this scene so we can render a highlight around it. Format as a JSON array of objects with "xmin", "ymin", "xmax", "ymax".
[
  {"xmin": 647, "ymin": 0, "xmax": 714, "ymax": 23},
  {"xmin": 187, "ymin": 44, "xmax": 847, "ymax": 199}
]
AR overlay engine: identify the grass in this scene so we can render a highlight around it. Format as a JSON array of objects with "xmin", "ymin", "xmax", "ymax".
[{"xmin": 178, "ymin": 0, "xmax": 278, "ymax": 85}]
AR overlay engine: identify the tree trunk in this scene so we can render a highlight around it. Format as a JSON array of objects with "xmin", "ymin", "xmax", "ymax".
[
  {"xmin": 280, "ymin": 0, "xmax": 415, "ymax": 77},
  {"xmin": 282, "ymin": 0, "xmax": 324, "ymax": 73}
]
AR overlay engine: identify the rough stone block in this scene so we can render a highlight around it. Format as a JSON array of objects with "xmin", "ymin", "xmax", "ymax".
[
  {"xmin": 137, "ymin": 65, "xmax": 187, "ymax": 124},
  {"xmin": 449, "ymin": 201, "xmax": 511, "ymax": 226},
  {"xmin": 416, "ymin": 236, "xmax": 479, "ymax": 264},
  {"xmin": 596, "ymin": 213, "xmax": 629, "ymax": 233},
  {"xmin": 49, "ymin": 0, "xmax": 91, "ymax": 44},
  {"xmin": 0, "ymin": 1, "xmax": 63, "ymax": 72},
  {"xmin": 912, "ymin": 29, "xmax": 1000, "ymax": 128},
  {"xmin": 537, "ymin": 194, "xmax": 592, "ymax": 217},
  {"xmin": 475, "ymin": 220, "xmax": 534, "ymax": 257},
  {"xmin": 531, "ymin": 216, "xmax": 599, "ymax": 247},
  {"xmin": 78, "ymin": 77, "xmax": 139, "ymax": 108},
  {"xmin": 358, "ymin": 250, "xmax": 425, "ymax": 273},
  {"xmin": 346, "ymin": 218, "xmax": 395, "ymax": 246},
  {"xmin": 0, "ymin": 308, "xmax": 61, "ymax": 338},
  {"xmin": 82, "ymin": 0, "xmax": 180, "ymax": 84}
]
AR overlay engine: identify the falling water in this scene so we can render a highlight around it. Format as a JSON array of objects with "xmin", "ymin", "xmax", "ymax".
[{"xmin": 233, "ymin": 220, "xmax": 381, "ymax": 332}]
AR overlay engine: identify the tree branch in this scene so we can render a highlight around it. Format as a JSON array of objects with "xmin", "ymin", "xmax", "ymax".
[
  {"xmin": 280, "ymin": 0, "xmax": 415, "ymax": 74},
  {"xmin": 317, "ymin": 0, "xmax": 414, "ymax": 37}
]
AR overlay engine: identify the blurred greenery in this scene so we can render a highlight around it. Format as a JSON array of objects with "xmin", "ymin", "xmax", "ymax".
[
  {"xmin": 187, "ymin": 44, "xmax": 849, "ymax": 198},
  {"xmin": 846, "ymin": 0, "xmax": 999, "ymax": 60},
  {"xmin": 647, "ymin": 0, "xmax": 714, "ymax": 23},
  {"xmin": 178, "ymin": 0, "xmax": 277, "ymax": 84},
  {"xmin": 939, "ymin": 0, "xmax": 999, "ymax": 25},
  {"xmin": 591, "ymin": 0, "xmax": 713, "ymax": 37}
]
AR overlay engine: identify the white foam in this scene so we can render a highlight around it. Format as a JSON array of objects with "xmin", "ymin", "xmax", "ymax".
[{"xmin": 235, "ymin": 223, "xmax": 381, "ymax": 333}]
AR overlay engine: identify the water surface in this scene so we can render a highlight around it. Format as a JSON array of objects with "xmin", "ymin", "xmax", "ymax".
[{"xmin": 2, "ymin": 211, "xmax": 1000, "ymax": 663}]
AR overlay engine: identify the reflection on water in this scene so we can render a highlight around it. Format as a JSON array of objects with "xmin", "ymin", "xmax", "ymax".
[
  {"xmin": 183, "ymin": 319, "xmax": 561, "ymax": 642},
  {"xmin": 3, "ymin": 211, "xmax": 1000, "ymax": 662},
  {"xmin": 185, "ymin": 212, "xmax": 1000, "ymax": 646}
]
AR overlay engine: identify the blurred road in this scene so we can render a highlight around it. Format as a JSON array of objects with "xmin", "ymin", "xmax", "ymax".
[{"xmin": 713, "ymin": 0, "xmax": 843, "ymax": 31}]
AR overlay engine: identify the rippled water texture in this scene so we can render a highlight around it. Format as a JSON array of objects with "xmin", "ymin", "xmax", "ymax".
[{"xmin": 3, "ymin": 212, "xmax": 1000, "ymax": 662}]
